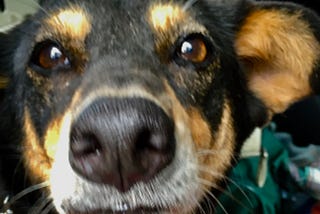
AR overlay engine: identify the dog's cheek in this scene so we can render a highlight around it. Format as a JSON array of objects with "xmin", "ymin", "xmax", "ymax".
[
  {"xmin": 164, "ymin": 81, "xmax": 235, "ymax": 190},
  {"xmin": 189, "ymin": 101, "xmax": 235, "ymax": 189},
  {"xmin": 187, "ymin": 107, "xmax": 212, "ymax": 155},
  {"xmin": 22, "ymin": 106, "xmax": 71, "ymax": 184},
  {"xmin": 22, "ymin": 108, "xmax": 52, "ymax": 183}
]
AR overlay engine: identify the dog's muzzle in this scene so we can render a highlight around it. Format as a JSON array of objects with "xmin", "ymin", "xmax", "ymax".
[{"xmin": 69, "ymin": 97, "xmax": 176, "ymax": 192}]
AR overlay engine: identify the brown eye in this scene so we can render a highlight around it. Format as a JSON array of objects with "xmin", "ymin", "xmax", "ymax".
[
  {"xmin": 180, "ymin": 37, "xmax": 207, "ymax": 63},
  {"xmin": 30, "ymin": 41, "xmax": 70, "ymax": 71},
  {"xmin": 174, "ymin": 33, "xmax": 214, "ymax": 68}
]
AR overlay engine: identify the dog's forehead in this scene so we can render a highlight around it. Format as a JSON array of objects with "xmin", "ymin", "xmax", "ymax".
[{"xmin": 42, "ymin": 0, "xmax": 200, "ymax": 43}]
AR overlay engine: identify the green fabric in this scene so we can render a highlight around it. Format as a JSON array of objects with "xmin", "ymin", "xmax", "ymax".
[{"xmin": 215, "ymin": 128, "xmax": 294, "ymax": 214}]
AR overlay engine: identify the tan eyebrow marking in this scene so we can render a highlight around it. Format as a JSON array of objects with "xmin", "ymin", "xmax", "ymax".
[
  {"xmin": 148, "ymin": 3, "xmax": 208, "ymax": 62},
  {"xmin": 149, "ymin": 4, "xmax": 187, "ymax": 31},
  {"xmin": 45, "ymin": 8, "xmax": 91, "ymax": 41}
]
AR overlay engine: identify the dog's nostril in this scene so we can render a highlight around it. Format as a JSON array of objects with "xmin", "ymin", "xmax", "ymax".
[
  {"xmin": 70, "ymin": 133, "xmax": 102, "ymax": 157},
  {"xmin": 136, "ymin": 129, "xmax": 154, "ymax": 150},
  {"xmin": 134, "ymin": 128, "xmax": 172, "ymax": 171},
  {"xmin": 136, "ymin": 129, "xmax": 167, "ymax": 152}
]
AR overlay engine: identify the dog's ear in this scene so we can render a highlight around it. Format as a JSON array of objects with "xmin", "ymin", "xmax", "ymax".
[{"xmin": 235, "ymin": 2, "xmax": 320, "ymax": 116}]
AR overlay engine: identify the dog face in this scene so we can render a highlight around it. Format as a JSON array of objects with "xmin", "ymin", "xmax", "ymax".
[{"xmin": 1, "ymin": 0, "xmax": 320, "ymax": 213}]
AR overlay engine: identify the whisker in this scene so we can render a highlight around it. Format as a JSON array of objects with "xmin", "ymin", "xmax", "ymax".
[
  {"xmin": 191, "ymin": 193, "xmax": 206, "ymax": 214},
  {"xmin": 196, "ymin": 149, "xmax": 230, "ymax": 157},
  {"xmin": 196, "ymin": 149, "xmax": 239, "ymax": 165},
  {"xmin": 28, "ymin": 196, "xmax": 49, "ymax": 214},
  {"xmin": 194, "ymin": 165, "xmax": 254, "ymax": 208},
  {"xmin": 2, "ymin": 181, "xmax": 50, "ymax": 211},
  {"xmin": 28, "ymin": 196, "xmax": 52, "ymax": 214},
  {"xmin": 200, "ymin": 185, "xmax": 228, "ymax": 214},
  {"xmin": 162, "ymin": 181, "xmax": 202, "ymax": 214},
  {"xmin": 40, "ymin": 202, "xmax": 55, "ymax": 214},
  {"xmin": 183, "ymin": 0, "xmax": 198, "ymax": 11},
  {"xmin": 11, "ymin": 158, "xmax": 29, "ymax": 189},
  {"xmin": 184, "ymin": 194, "xmax": 202, "ymax": 214},
  {"xmin": 196, "ymin": 149, "xmax": 231, "ymax": 156},
  {"xmin": 197, "ymin": 192, "xmax": 214, "ymax": 214},
  {"xmin": 198, "ymin": 178, "xmax": 252, "ymax": 212},
  {"xmin": 196, "ymin": 203, "xmax": 207, "ymax": 214}
]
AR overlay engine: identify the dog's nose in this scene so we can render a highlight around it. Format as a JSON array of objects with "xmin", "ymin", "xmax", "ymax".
[{"xmin": 69, "ymin": 98, "xmax": 175, "ymax": 192}]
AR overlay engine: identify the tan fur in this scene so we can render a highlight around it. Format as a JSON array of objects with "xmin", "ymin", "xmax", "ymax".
[
  {"xmin": 188, "ymin": 108, "xmax": 212, "ymax": 150},
  {"xmin": 23, "ymin": 89, "xmax": 81, "ymax": 183},
  {"xmin": 0, "ymin": 75, "xmax": 9, "ymax": 89},
  {"xmin": 44, "ymin": 90, "xmax": 82, "ymax": 160},
  {"xmin": 165, "ymin": 82, "xmax": 234, "ymax": 191},
  {"xmin": 194, "ymin": 101, "xmax": 235, "ymax": 188},
  {"xmin": 235, "ymin": 9, "xmax": 320, "ymax": 113},
  {"xmin": 23, "ymin": 109, "xmax": 51, "ymax": 182},
  {"xmin": 149, "ymin": 4, "xmax": 187, "ymax": 32},
  {"xmin": 26, "ymin": 69, "xmax": 50, "ymax": 88},
  {"xmin": 45, "ymin": 8, "xmax": 91, "ymax": 42},
  {"xmin": 44, "ymin": 117, "xmax": 65, "ymax": 160}
]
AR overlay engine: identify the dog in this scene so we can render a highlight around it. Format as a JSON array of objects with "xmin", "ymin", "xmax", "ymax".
[{"xmin": 1, "ymin": 0, "xmax": 320, "ymax": 213}]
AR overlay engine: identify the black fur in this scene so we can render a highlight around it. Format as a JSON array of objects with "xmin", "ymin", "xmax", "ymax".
[{"xmin": 0, "ymin": 0, "xmax": 319, "ymax": 213}]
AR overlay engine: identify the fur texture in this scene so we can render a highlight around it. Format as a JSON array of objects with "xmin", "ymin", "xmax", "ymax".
[{"xmin": 0, "ymin": 0, "xmax": 320, "ymax": 213}]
